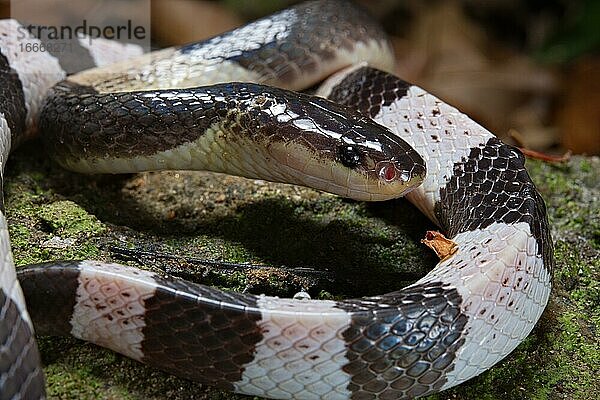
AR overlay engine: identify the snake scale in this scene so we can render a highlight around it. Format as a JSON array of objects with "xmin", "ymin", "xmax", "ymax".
[{"xmin": 0, "ymin": 1, "xmax": 552, "ymax": 399}]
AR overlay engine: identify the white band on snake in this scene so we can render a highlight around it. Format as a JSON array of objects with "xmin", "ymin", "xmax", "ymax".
[{"xmin": 0, "ymin": 1, "xmax": 552, "ymax": 399}]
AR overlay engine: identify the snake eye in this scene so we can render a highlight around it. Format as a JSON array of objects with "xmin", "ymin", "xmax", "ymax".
[
  {"xmin": 379, "ymin": 162, "xmax": 398, "ymax": 182},
  {"xmin": 338, "ymin": 145, "xmax": 361, "ymax": 168}
]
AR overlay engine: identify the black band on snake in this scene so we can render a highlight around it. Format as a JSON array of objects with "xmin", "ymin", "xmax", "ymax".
[{"xmin": 0, "ymin": 1, "xmax": 552, "ymax": 399}]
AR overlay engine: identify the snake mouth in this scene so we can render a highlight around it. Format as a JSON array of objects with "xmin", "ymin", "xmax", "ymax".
[{"xmin": 268, "ymin": 141, "xmax": 422, "ymax": 201}]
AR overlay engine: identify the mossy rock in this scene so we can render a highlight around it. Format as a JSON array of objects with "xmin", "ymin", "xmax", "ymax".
[{"xmin": 5, "ymin": 141, "xmax": 599, "ymax": 400}]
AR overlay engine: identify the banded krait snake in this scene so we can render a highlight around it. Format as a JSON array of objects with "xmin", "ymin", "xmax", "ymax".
[{"xmin": 0, "ymin": 1, "xmax": 553, "ymax": 399}]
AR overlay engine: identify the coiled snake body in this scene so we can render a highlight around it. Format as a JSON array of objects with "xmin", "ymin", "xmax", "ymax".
[{"xmin": 0, "ymin": 1, "xmax": 552, "ymax": 399}]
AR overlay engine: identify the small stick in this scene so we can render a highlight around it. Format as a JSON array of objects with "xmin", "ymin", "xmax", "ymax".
[
  {"xmin": 107, "ymin": 245, "xmax": 333, "ymax": 277},
  {"xmin": 518, "ymin": 147, "xmax": 572, "ymax": 163},
  {"xmin": 508, "ymin": 129, "xmax": 571, "ymax": 163}
]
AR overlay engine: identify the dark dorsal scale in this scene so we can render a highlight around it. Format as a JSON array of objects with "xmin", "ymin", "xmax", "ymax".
[{"xmin": 0, "ymin": 51, "xmax": 27, "ymax": 143}]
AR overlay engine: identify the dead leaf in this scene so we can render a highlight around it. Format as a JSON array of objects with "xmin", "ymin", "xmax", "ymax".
[{"xmin": 421, "ymin": 231, "xmax": 458, "ymax": 260}]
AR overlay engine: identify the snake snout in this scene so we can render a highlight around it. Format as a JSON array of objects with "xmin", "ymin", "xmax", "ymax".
[{"xmin": 341, "ymin": 133, "xmax": 426, "ymax": 201}]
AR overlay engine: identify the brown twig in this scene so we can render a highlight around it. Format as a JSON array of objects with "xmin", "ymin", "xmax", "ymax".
[
  {"xmin": 518, "ymin": 147, "xmax": 572, "ymax": 163},
  {"xmin": 508, "ymin": 129, "xmax": 571, "ymax": 163}
]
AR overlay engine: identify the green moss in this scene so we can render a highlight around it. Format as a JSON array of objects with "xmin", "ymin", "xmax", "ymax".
[
  {"xmin": 4, "ymin": 162, "xmax": 108, "ymax": 265},
  {"xmin": 551, "ymin": 311, "xmax": 600, "ymax": 395},
  {"xmin": 526, "ymin": 158, "xmax": 600, "ymax": 238},
  {"xmin": 37, "ymin": 200, "xmax": 106, "ymax": 237}
]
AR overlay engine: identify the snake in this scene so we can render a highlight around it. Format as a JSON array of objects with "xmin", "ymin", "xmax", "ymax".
[{"xmin": 0, "ymin": 1, "xmax": 553, "ymax": 399}]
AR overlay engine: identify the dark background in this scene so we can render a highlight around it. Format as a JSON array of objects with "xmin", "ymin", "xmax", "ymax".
[{"xmin": 2, "ymin": 0, "xmax": 596, "ymax": 155}]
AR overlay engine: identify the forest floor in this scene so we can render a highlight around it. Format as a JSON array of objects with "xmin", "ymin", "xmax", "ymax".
[{"xmin": 6, "ymin": 141, "xmax": 599, "ymax": 400}]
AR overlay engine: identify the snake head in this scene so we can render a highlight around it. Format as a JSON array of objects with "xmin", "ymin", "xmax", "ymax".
[
  {"xmin": 331, "ymin": 123, "xmax": 426, "ymax": 201},
  {"xmin": 264, "ymin": 91, "xmax": 426, "ymax": 201}
]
